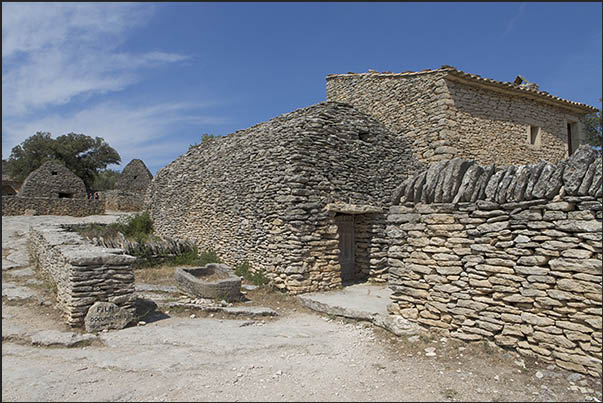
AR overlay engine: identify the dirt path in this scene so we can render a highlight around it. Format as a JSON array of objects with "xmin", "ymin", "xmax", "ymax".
[{"xmin": 2, "ymin": 215, "xmax": 602, "ymax": 402}]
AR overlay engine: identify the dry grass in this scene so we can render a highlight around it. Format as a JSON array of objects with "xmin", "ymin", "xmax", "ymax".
[{"xmin": 134, "ymin": 265, "xmax": 177, "ymax": 285}]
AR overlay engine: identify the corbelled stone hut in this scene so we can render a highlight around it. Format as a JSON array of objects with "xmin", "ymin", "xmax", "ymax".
[
  {"xmin": 146, "ymin": 102, "xmax": 424, "ymax": 293},
  {"xmin": 19, "ymin": 161, "xmax": 86, "ymax": 199},
  {"xmin": 115, "ymin": 159, "xmax": 153, "ymax": 194}
]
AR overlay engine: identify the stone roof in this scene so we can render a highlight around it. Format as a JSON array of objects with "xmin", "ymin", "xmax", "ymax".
[
  {"xmin": 19, "ymin": 160, "xmax": 87, "ymax": 199},
  {"xmin": 115, "ymin": 159, "xmax": 153, "ymax": 194},
  {"xmin": 326, "ymin": 66, "xmax": 597, "ymax": 113}
]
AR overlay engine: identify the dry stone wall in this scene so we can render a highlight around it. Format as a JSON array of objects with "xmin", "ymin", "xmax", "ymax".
[
  {"xmin": 147, "ymin": 102, "xmax": 423, "ymax": 293},
  {"xmin": 115, "ymin": 159, "xmax": 153, "ymax": 194},
  {"xmin": 443, "ymin": 78, "xmax": 583, "ymax": 166},
  {"xmin": 100, "ymin": 190, "xmax": 145, "ymax": 212},
  {"xmin": 2, "ymin": 196, "xmax": 104, "ymax": 216},
  {"xmin": 29, "ymin": 224, "xmax": 136, "ymax": 328},
  {"xmin": 19, "ymin": 161, "xmax": 87, "ymax": 199},
  {"xmin": 387, "ymin": 145, "xmax": 602, "ymax": 376},
  {"xmin": 326, "ymin": 70, "xmax": 590, "ymax": 166},
  {"xmin": 326, "ymin": 71, "xmax": 454, "ymax": 164}
]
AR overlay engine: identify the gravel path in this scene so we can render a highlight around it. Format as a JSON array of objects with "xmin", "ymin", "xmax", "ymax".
[{"xmin": 2, "ymin": 215, "xmax": 602, "ymax": 402}]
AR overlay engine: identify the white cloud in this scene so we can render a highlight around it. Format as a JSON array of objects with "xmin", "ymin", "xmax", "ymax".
[
  {"xmin": 2, "ymin": 3, "xmax": 189, "ymax": 117},
  {"xmin": 2, "ymin": 101, "xmax": 228, "ymax": 173},
  {"xmin": 2, "ymin": 3, "xmax": 220, "ymax": 173}
]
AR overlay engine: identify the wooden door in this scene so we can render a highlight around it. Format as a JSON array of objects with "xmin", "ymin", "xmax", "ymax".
[{"xmin": 336, "ymin": 215, "xmax": 355, "ymax": 283}]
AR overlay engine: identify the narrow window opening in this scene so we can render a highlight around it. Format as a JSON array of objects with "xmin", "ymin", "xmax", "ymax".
[
  {"xmin": 51, "ymin": 171, "xmax": 58, "ymax": 175},
  {"xmin": 567, "ymin": 123, "xmax": 573, "ymax": 155},
  {"xmin": 529, "ymin": 126, "xmax": 539, "ymax": 145},
  {"xmin": 527, "ymin": 125, "xmax": 541, "ymax": 148},
  {"xmin": 58, "ymin": 192, "xmax": 73, "ymax": 199},
  {"xmin": 133, "ymin": 175, "xmax": 138, "ymax": 180},
  {"xmin": 358, "ymin": 130, "xmax": 369, "ymax": 142}
]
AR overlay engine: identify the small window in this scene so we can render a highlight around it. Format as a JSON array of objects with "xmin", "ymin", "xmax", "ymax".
[
  {"xmin": 527, "ymin": 125, "xmax": 541, "ymax": 148},
  {"xmin": 133, "ymin": 175, "xmax": 138, "ymax": 180},
  {"xmin": 51, "ymin": 171, "xmax": 58, "ymax": 175},
  {"xmin": 58, "ymin": 192, "xmax": 73, "ymax": 198}
]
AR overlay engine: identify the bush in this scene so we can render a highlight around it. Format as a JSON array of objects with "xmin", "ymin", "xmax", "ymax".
[
  {"xmin": 235, "ymin": 261, "xmax": 268, "ymax": 286},
  {"xmin": 116, "ymin": 211, "xmax": 154, "ymax": 241}
]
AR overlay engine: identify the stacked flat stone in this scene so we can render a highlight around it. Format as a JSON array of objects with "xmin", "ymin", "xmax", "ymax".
[
  {"xmin": 395, "ymin": 145, "xmax": 602, "ymax": 205},
  {"xmin": 19, "ymin": 161, "xmax": 87, "ymax": 199},
  {"xmin": 326, "ymin": 69, "xmax": 591, "ymax": 166},
  {"xmin": 2, "ymin": 197, "xmax": 104, "ymax": 216},
  {"xmin": 99, "ymin": 159, "xmax": 153, "ymax": 212},
  {"xmin": 115, "ymin": 159, "xmax": 153, "ymax": 194},
  {"xmin": 100, "ymin": 189, "xmax": 145, "ymax": 212},
  {"xmin": 387, "ymin": 146, "xmax": 602, "ymax": 376},
  {"xmin": 146, "ymin": 102, "xmax": 424, "ymax": 294},
  {"xmin": 29, "ymin": 225, "xmax": 136, "ymax": 328}
]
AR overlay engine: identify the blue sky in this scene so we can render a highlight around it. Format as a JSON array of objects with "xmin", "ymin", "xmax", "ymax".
[{"xmin": 2, "ymin": 2, "xmax": 601, "ymax": 174}]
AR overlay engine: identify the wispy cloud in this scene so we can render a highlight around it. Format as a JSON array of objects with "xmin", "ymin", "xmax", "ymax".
[
  {"xmin": 2, "ymin": 3, "xmax": 190, "ymax": 117},
  {"xmin": 2, "ymin": 101, "xmax": 228, "ymax": 172},
  {"xmin": 502, "ymin": 3, "xmax": 527, "ymax": 38},
  {"xmin": 2, "ymin": 3, "xmax": 221, "ymax": 173}
]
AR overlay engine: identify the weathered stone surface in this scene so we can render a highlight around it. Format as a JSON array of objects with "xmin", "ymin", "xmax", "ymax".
[
  {"xmin": 563, "ymin": 145, "xmax": 597, "ymax": 195},
  {"xmin": 524, "ymin": 161, "xmax": 546, "ymax": 200},
  {"xmin": 84, "ymin": 302, "xmax": 133, "ymax": 333},
  {"xmin": 19, "ymin": 161, "xmax": 87, "ymax": 199},
  {"xmin": 484, "ymin": 170, "xmax": 505, "ymax": 201},
  {"xmin": 175, "ymin": 264, "xmax": 242, "ymax": 302},
  {"xmin": 532, "ymin": 163, "xmax": 556, "ymax": 200}
]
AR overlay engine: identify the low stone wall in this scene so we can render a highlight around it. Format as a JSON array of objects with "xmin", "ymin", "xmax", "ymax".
[
  {"xmin": 387, "ymin": 146, "xmax": 602, "ymax": 376},
  {"xmin": 2, "ymin": 196, "xmax": 104, "ymax": 216},
  {"xmin": 28, "ymin": 224, "xmax": 136, "ymax": 327},
  {"xmin": 99, "ymin": 190, "xmax": 144, "ymax": 212}
]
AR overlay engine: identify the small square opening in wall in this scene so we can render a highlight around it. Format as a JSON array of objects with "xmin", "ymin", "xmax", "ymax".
[
  {"xmin": 51, "ymin": 171, "xmax": 58, "ymax": 175},
  {"xmin": 527, "ymin": 125, "xmax": 541, "ymax": 148}
]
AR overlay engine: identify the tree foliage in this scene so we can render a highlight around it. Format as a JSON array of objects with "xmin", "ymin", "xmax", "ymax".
[
  {"xmin": 91, "ymin": 169, "xmax": 121, "ymax": 191},
  {"xmin": 6, "ymin": 132, "xmax": 121, "ymax": 190},
  {"xmin": 583, "ymin": 98, "xmax": 602, "ymax": 150}
]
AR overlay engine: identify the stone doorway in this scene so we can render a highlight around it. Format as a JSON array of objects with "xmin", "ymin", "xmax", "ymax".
[{"xmin": 335, "ymin": 214, "xmax": 356, "ymax": 284}]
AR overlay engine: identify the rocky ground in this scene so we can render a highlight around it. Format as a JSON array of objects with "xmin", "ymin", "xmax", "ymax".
[{"xmin": 2, "ymin": 215, "xmax": 602, "ymax": 402}]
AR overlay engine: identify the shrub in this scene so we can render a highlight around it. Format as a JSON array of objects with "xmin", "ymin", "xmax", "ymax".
[{"xmin": 235, "ymin": 261, "xmax": 268, "ymax": 286}]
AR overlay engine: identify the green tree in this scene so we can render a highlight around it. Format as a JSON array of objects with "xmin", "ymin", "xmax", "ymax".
[
  {"xmin": 6, "ymin": 132, "xmax": 121, "ymax": 190},
  {"xmin": 91, "ymin": 169, "xmax": 121, "ymax": 191},
  {"xmin": 583, "ymin": 98, "xmax": 602, "ymax": 150}
]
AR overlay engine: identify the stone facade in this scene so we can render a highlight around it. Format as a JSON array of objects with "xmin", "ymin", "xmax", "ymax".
[
  {"xmin": 326, "ymin": 66, "xmax": 597, "ymax": 166},
  {"xmin": 28, "ymin": 224, "xmax": 136, "ymax": 328},
  {"xmin": 387, "ymin": 146, "xmax": 602, "ymax": 376},
  {"xmin": 115, "ymin": 159, "xmax": 153, "ymax": 194},
  {"xmin": 2, "ymin": 196, "xmax": 104, "ymax": 216},
  {"xmin": 19, "ymin": 161, "xmax": 87, "ymax": 199},
  {"xmin": 146, "ymin": 102, "xmax": 424, "ymax": 293},
  {"xmin": 104, "ymin": 159, "xmax": 153, "ymax": 212},
  {"xmin": 100, "ymin": 189, "xmax": 145, "ymax": 212}
]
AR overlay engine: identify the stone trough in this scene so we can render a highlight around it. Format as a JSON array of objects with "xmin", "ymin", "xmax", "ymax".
[{"xmin": 175, "ymin": 264, "xmax": 241, "ymax": 302}]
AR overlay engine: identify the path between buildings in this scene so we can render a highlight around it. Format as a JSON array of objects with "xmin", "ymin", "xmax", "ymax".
[{"xmin": 2, "ymin": 215, "xmax": 602, "ymax": 402}]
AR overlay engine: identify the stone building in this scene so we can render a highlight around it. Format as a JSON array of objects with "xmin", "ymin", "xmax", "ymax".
[
  {"xmin": 326, "ymin": 66, "xmax": 597, "ymax": 166},
  {"xmin": 146, "ymin": 102, "xmax": 423, "ymax": 293},
  {"xmin": 18, "ymin": 161, "xmax": 87, "ymax": 199},
  {"xmin": 101, "ymin": 159, "xmax": 153, "ymax": 211},
  {"xmin": 115, "ymin": 159, "xmax": 153, "ymax": 194}
]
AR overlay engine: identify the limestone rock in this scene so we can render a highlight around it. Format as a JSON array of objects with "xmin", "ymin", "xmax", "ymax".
[
  {"xmin": 84, "ymin": 302, "xmax": 133, "ymax": 333},
  {"xmin": 563, "ymin": 145, "xmax": 597, "ymax": 195}
]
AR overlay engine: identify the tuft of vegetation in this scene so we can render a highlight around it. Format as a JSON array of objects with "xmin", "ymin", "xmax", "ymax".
[
  {"xmin": 117, "ymin": 211, "xmax": 154, "ymax": 242},
  {"xmin": 234, "ymin": 261, "xmax": 268, "ymax": 286},
  {"xmin": 74, "ymin": 211, "xmax": 156, "ymax": 243},
  {"xmin": 188, "ymin": 133, "xmax": 216, "ymax": 150}
]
